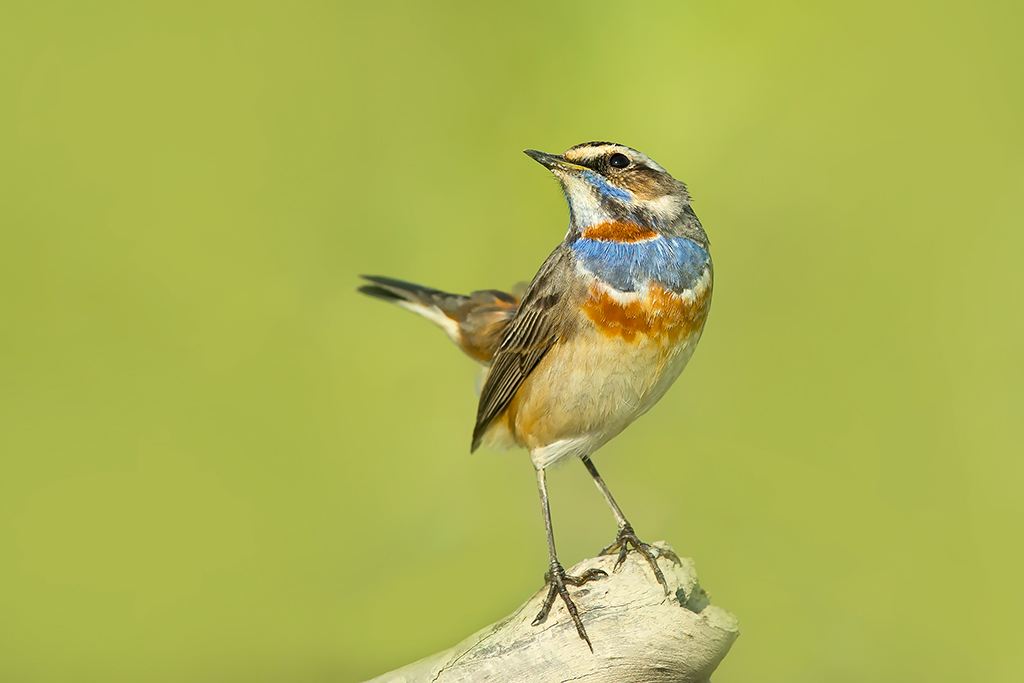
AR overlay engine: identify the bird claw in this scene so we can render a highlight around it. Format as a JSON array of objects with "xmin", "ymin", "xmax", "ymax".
[
  {"xmin": 532, "ymin": 562, "xmax": 607, "ymax": 651},
  {"xmin": 600, "ymin": 524, "xmax": 679, "ymax": 594}
]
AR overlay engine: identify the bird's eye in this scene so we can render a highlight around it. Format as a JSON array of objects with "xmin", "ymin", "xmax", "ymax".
[{"xmin": 608, "ymin": 153, "xmax": 630, "ymax": 169}]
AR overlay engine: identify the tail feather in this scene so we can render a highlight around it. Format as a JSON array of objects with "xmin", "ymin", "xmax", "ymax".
[
  {"xmin": 359, "ymin": 275, "xmax": 470, "ymax": 312},
  {"xmin": 358, "ymin": 275, "xmax": 519, "ymax": 363},
  {"xmin": 357, "ymin": 284, "xmax": 410, "ymax": 303}
]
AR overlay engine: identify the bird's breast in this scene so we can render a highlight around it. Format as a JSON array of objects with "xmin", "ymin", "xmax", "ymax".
[
  {"xmin": 571, "ymin": 229, "xmax": 713, "ymax": 345},
  {"xmin": 501, "ymin": 274, "xmax": 711, "ymax": 464},
  {"xmin": 570, "ymin": 229, "xmax": 711, "ymax": 294},
  {"xmin": 581, "ymin": 276, "xmax": 711, "ymax": 346}
]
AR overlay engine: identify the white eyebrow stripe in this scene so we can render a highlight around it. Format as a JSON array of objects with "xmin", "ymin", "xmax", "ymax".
[{"xmin": 566, "ymin": 144, "xmax": 624, "ymax": 160}]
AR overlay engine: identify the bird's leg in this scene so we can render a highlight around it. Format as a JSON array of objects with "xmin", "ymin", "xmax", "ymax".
[
  {"xmin": 581, "ymin": 455, "xmax": 680, "ymax": 594},
  {"xmin": 531, "ymin": 467, "xmax": 607, "ymax": 651}
]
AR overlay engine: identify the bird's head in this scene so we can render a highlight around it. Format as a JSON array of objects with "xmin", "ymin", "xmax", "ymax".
[{"xmin": 524, "ymin": 142, "xmax": 692, "ymax": 234}]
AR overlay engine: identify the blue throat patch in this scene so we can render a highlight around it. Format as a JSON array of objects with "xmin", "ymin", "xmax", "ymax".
[
  {"xmin": 571, "ymin": 235, "xmax": 710, "ymax": 293},
  {"xmin": 580, "ymin": 170, "xmax": 633, "ymax": 201}
]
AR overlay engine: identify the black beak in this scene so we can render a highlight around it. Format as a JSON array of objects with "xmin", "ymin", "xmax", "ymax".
[
  {"xmin": 523, "ymin": 149, "xmax": 584, "ymax": 173},
  {"xmin": 523, "ymin": 149, "xmax": 563, "ymax": 168}
]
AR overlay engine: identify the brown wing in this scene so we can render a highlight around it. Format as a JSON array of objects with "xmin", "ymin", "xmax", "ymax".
[{"xmin": 471, "ymin": 246, "xmax": 578, "ymax": 451}]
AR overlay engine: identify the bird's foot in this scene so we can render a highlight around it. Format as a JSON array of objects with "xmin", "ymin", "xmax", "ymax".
[
  {"xmin": 600, "ymin": 524, "xmax": 680, "ymax": 594},
  {"xmin": 531, "ymin": 561, "xmax": 607, "ymax": 651}
]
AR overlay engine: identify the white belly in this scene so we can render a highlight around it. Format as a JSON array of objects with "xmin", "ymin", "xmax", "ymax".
[{"xmin": 522, "ymin": 326, "xmax": 705, "ymax": 470}]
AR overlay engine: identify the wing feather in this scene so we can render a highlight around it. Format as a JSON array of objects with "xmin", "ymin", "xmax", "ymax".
[{"xmin": 471, "ymin": 246, "xmax": 579, "ymax": 450}]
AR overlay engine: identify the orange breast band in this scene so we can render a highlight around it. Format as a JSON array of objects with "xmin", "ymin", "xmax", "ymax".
[
  {"xmin": 582, "ymin": 283, "xmax": 710, "ymax": 344},
  {"xmin": 580, "ymin": 221, "xmax": 659, "ymax": 242}
]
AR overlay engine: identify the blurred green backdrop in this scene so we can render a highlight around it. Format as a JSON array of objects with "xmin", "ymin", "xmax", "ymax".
[{"xmin": 2, "ymin": 1, "xmax": 1022, "ymax": 681}]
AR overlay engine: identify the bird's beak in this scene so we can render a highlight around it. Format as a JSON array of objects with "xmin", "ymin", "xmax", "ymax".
[{"xmin": 523, "ymin": 149, "xmax": 585, "ymax": 174}]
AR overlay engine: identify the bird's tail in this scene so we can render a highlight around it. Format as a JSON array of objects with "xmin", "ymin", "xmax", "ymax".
[
  {"xmin": 358, "ymin": 275, "xmax": 470, "ymax": 320},
  {"xmin": 358, "ymin": 275, "xmax": 519, "ymax": 363}
]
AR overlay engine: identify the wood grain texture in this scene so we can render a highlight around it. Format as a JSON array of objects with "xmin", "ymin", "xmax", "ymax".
[{"xmin": 365, "ymin": 543, "xmax": 738, "ymax": 683}]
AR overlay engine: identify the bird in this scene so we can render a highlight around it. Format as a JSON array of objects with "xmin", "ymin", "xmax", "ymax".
[{"xmin": 358, "ymin": 142, "xmax": 713, "ymax": 650}]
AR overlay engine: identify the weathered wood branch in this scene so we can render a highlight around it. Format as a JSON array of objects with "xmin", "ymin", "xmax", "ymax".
[{"xmin": 366, "ymin": 543, "xmax": 739, "ymax": 682}]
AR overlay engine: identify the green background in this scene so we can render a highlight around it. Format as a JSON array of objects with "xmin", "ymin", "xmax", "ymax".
[{"xmin": 2, "ymin": 1, "xmax": 1022, "ymax": 681}]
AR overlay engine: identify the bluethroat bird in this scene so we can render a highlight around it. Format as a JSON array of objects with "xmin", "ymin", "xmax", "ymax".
[{"xmin": 359, "ymin": 142, "xmax": 712, "ymax": 649}]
